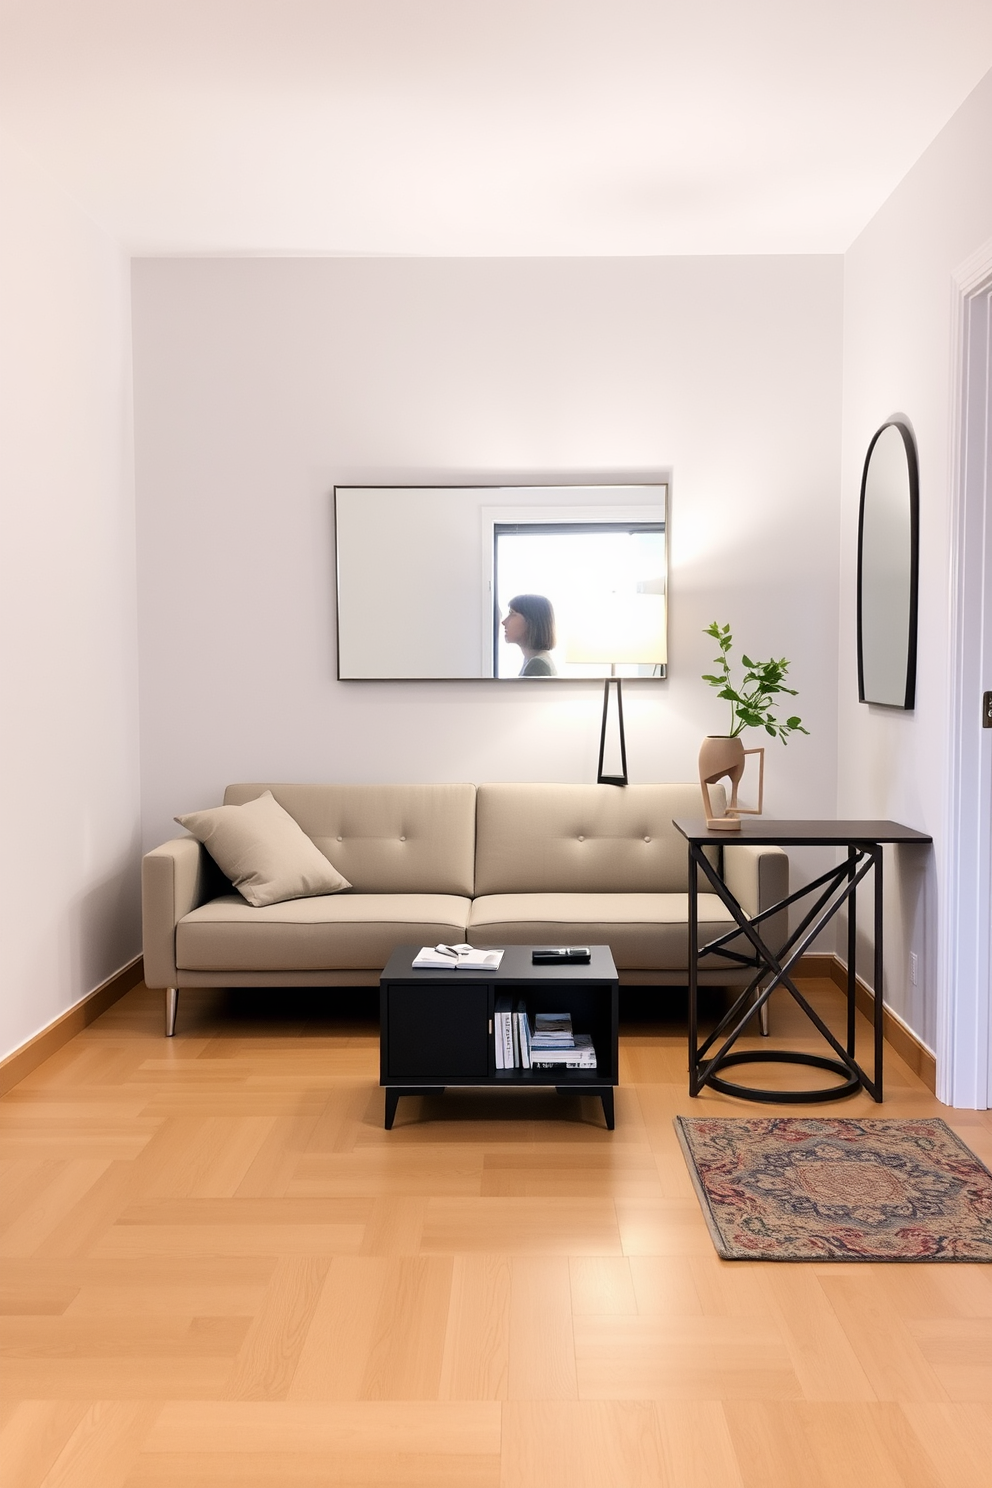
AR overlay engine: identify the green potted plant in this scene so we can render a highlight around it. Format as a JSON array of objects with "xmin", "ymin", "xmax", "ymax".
[{"xmin": 699, "ymin": 622, "xmax": 808, "ymax": 829}]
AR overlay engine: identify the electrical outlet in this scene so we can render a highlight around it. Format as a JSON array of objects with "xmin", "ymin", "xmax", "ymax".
[{"xmin": 910, "ymin": 952, "xmax": 919, "ymax": 986}]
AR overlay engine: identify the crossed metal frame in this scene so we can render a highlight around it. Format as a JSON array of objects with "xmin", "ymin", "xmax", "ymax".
[{"xmin": 687, "ymin": 839, "xmax": 884, "ymax": 1103}]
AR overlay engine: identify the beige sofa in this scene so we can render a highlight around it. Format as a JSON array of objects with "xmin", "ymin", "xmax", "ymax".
[{"xmin": 142, "ymin": 781, "xmax": 788, "ymax": 1035}]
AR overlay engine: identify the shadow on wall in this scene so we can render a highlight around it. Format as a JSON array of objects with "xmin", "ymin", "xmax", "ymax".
[
  {"xmin": 848, "ymin": 840, "xmax": 931, "ymax": 1040},
  {"xmin": 897, "ymin": 840, "xmax": 934, "ymax": 1044},
  {"xmin": 68, "ymin": 843, "xmax": 143, "ymax": 997}
]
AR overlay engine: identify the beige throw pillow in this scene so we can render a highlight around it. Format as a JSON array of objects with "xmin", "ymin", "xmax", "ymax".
[{"xmin": 176, "ymin": 790, "xmax": 351, "ymax": 907}]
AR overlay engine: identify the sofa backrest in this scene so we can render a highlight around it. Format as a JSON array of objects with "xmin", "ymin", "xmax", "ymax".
[
  {"xmin": 474, "ymin": 782, "xmax": 722, "ymax": 895},
  {"xmin": 223, "ymin": 783, "xmax": 477, "ymax": 896}
]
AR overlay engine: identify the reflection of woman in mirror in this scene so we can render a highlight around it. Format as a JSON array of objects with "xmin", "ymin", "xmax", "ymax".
[{"xmin": 502, "ymin": 594, "xmax": 558, "ymax": 676}]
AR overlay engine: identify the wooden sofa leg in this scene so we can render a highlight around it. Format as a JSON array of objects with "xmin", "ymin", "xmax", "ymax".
[{"xmin": 165, "ymin": 988, "xmax": 179, "ymax": 1037}]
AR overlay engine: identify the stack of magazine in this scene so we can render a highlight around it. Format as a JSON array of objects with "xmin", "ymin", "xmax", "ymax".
[
  {"xmin": 494, "ymin": 1005, "xmax": 596, "ymax": 1072},
  {"xmin": 530, "ymin": 1012, "xmax": 596, "ymax": 1070}
]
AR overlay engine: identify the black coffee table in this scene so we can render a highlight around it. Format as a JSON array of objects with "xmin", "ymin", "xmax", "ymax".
[{"xmin": 379, "ymin": 944, "xmax": 619, "ymax": 1128}]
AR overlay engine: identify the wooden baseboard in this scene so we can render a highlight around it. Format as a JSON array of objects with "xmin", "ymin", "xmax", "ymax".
[
  {"xmin": 795, "ymin": 952, "xmax": 936, "ymax": 1093},
  {"xmin": 0, "ymin": 956, "xmax": 144, "ymax": 1096},
  {"xmin": 0, "ymin": 952, "xmax": 938, "ymax": 1098}
]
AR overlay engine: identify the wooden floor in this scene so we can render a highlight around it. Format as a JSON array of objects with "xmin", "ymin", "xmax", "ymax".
[{"xmin": 2, "ymin": 978, "xmax": 991, "ymax": 1488}]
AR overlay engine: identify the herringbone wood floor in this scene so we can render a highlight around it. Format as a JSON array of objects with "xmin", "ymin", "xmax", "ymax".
[{"xmin": 2, "ymin": 978, "xmax": 991, "ymax": 1487}]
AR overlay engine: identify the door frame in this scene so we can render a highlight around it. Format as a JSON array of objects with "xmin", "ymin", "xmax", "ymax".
[{"xmin": 939, "ymin": 243, "xmax": 992, "ymax": 1109}]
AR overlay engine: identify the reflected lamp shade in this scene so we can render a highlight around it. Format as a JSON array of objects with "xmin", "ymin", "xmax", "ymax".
[
  {"xmin": 564, "ymin": 593, "xmax": 667, "ymax": 669},
  {"xmin": 565, "ymin": 594, "xmax": 667, "ymax": 786}
]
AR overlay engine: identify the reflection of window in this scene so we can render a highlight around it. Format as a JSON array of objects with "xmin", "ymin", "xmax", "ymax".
[{"xmin": 494, "ymin": 522, "xmax": 667, "ymax": 679}]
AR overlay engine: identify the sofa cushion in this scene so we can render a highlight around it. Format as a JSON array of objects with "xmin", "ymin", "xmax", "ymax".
[
  {"xmin": 175, "ymin": 791, "xmax": 352, "ymax": 907},
  {"xmin": 474, "ymin": 782, "xmax": 725, "ymax": 896},
  {"xmin": 468, "ymin": 891, "xmax": 740, "ymax": 970},
  {"xmin": 177, "ymin": 893, "xmax": 472, "ymax": 971},
  {"xmin": 222, "ymin": 783, "xmax": 477, "ymax": 896}
]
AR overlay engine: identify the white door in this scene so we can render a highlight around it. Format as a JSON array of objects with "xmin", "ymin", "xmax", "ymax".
[{"xmin": 942, "ymin": 255, "xmax": 992, "ymax": 1109}]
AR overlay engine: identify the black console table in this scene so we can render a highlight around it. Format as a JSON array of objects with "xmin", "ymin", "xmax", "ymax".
[
  {"xmin": 673, "ymin": 818, "xmax": 932, "ymax": 1103},
  {"xmin": 379, "ymin": 944, "xmax": 619, "ymax": 1129}
]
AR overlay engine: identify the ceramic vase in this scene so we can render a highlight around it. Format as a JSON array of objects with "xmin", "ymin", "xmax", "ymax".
[{"xmin": 698, "ymin": 734, "xmax": 765, "ymax": 830}]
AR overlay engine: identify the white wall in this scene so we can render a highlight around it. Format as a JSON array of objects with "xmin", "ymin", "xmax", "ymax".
[
  {"xmin": 132, "ymin": 255, "xmax": 843, "ymax": 868},
  {"xmin": 839, "ymin": 69, "xmax": 992, "ymax": 1056},
  {"xmin": 0, "ymin": 131, "xmax": 141, "ymax": 1061}
]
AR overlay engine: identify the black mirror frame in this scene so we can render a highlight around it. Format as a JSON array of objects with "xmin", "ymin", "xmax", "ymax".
[{"xmin": 856, "ymin": 419, "xmax": 920, "ymax": 710}]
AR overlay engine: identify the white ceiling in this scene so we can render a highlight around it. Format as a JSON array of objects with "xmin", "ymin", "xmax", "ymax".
[{"xmin": 2, "ymin": 0, "xmax": 991, "ymax": 256}]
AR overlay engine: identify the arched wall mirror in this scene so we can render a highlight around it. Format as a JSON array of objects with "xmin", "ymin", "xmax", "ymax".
[{"xmin": 857, "ymin": 420, "xmax": 920, "ymax": 710}]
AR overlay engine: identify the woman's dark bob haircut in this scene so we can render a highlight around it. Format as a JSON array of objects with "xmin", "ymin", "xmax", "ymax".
[{"xmin": 507, "ymin": 594, "xmax": 556, "ymax": 652}]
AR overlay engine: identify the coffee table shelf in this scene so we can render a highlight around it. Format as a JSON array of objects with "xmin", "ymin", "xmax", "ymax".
[{"xmin": 379, "ymin": 944, "xmax": 619, "ymax": 1128}]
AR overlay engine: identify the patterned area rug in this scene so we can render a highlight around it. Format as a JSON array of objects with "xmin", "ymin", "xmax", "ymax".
[{"xmin": 675, "ymin": 1116, "xmax": 992, "ymax": 1261}]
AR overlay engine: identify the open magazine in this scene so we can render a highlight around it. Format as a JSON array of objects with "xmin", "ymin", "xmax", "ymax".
[{"xmin": 412, "ymin": 944, "xmax": 505, "ymax": 971}]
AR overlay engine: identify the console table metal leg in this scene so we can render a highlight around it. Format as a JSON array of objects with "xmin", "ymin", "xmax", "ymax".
[
  {"xmin": 688, "ymin": 848, "xmax": 701, "ymax": 1094},
  {"xmin": 873, "ymin": 845, "xmax": 884, "ymax": 1100},
  {"xmin": 847, "ymin": 848, "xmax": 858, "ymax": 1055}
]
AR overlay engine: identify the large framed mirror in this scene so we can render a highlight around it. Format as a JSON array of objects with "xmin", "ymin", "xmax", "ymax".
[
  {"xmin": 334, "ymin": 483, "xmax": 669, "ymax": 680},
  {"xmin": 857, "ymin": 420, "xmax": 919, "ymax": 709}
]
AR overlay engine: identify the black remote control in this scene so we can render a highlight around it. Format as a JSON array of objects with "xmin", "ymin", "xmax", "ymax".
[{"xmin": 532, "ymin": 947, "xmax": 592, "ymax": 964}]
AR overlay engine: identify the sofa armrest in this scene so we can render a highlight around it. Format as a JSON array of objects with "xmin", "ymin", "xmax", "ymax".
[
  {"xmin": 722, "ymin": 843, "xmax": 788, "ymax": 917},
  {"xmin": 141, "ymin": 837, "xmax": 215, "ymax": 989},
  {"xmin": 722, "ymin": 843, "xmax": 789, "ymax": 960}
]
